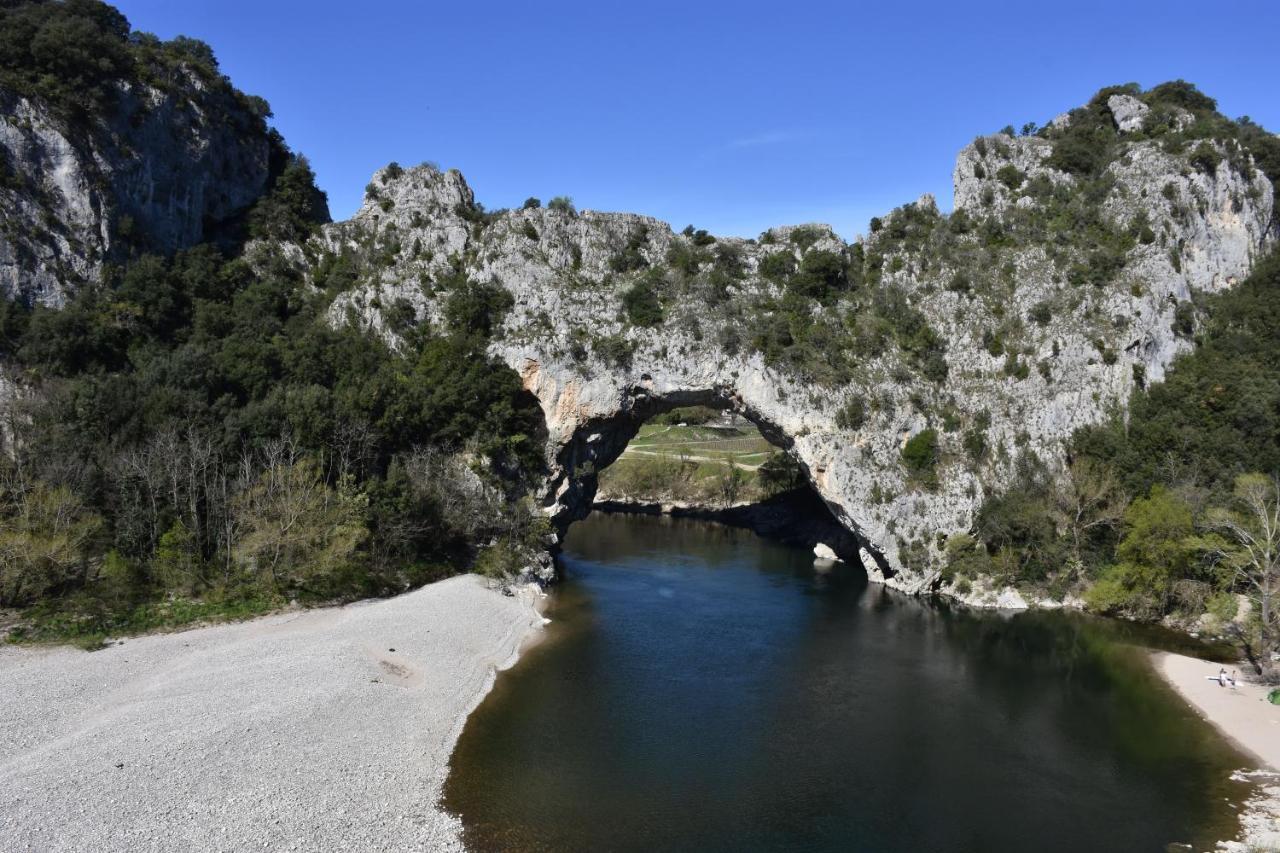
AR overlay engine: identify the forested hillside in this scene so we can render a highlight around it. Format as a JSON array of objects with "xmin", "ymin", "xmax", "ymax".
[{"xmin": 0, "ymin": 0, "xmax": 548, "ymax": 645}]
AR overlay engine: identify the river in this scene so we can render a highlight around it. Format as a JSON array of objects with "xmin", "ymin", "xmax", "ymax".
[{"xmin": 445, "ymin": 512, "xmax": 1253, "ymax": 851}]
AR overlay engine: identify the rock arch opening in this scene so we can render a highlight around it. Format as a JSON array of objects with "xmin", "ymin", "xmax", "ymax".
[{"xmin": 538, "ymin": 387, "xmax": 892, "ymax": 581}]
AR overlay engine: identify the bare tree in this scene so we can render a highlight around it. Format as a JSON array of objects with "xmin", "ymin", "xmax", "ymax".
[
  {"xmin": 402, "ymin": 446, "xmax": 495, "ymax": 539},
  {"xmin": 1053, "ymin": 458, "xmax": 1127, "ymax": 578},
  {"xmin": 718, "ymin": 465, "xmax": 744, "ymax": 508},
  {"xmin": 329, "ymin": 418, "xmax": 379, "ymax": 483},
  {"xmin": 114, "ymin": 443, "xmax": 166, "ymax": 556},
  {"xmin": 1202, "ymin": 473, "xmax": 1280, "ymax": 682},
  {"xmin": 232, "ymin": 439, "xmax": 366, "ymax": 589},
  {"xmin": 111, "ymin": 426, "xmax": 222, "ymax": 574},
  {"xmin": 0, "ymin": 475, "xmax": 103, "ymax": 606}
]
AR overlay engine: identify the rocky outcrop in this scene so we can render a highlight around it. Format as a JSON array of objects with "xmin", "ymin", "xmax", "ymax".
[
  {"xmin": 0, "ymin": 76, "xmax": 273, "ymax": 306},
  {"xmin": 316, "ymin": 99, "xmax": 1276, "ymax": 599},
  {"xmin": 952, "ymin": 133, "xmax": 1068, "ymax": 212},
  {"xmin": 1107, "ymin": 94, "xmax": 1150, "ymax": 133}
]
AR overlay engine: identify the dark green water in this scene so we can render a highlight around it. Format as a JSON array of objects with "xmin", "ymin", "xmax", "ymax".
[{"xmin": 445, "ymin": 513, "xmax": 1253, "ymax": 852}]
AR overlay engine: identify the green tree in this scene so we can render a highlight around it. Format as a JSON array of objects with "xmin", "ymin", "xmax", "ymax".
[
  {"xmin": 443, "ymin": 278, "xmax": 514, "ymax": 338},
  {"xmin": 717, "ymin": 464, "xmax": 744, "ymax": 507},
  {"xmin": 758, "ymin": 452, "xmax": 805, "ymax": 495},
  {"xmin": 0, "ymin": 0, "xmax": 132, "ymax": 113},
  {"xmin": 901, "ymin": 429, "xmax": 939, "ymax": 488},
  {"xmin": 1086, "ymin": 486, "xmax": 1196, "ymax": 618},
  {"xmin": 247, "ymin": 156, "xmax": 331, "ymax": 241},
  {"xmin": 621, "ymin": 279, "xmax": 663, "ymax": 328},
  {"xmin": 152, "ymin": 519, "xmax": 201, "ymax": 594},
  {"xmin": 790, "ymin": 250, "xmax": 848, "ymax": 304},
  {"xmin": 547, "ymin": 196, "xmax": 576, "ymax": 214}
]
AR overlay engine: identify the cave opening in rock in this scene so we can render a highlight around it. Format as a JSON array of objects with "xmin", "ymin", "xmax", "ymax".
[{"xmin": 543, "ymin": 388, "xmax": 879, "ymax": 576}]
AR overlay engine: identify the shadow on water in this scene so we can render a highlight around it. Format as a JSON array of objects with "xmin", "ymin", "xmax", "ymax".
[{"xmin": 444, "ymin": 512, "xmax": 1254, "ymax": 852}]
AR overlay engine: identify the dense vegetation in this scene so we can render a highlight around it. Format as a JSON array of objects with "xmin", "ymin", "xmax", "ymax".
[
  {"xmin": 0, "ymin": 2, "xmax": 547, "ymax": 645},
  {"xmin": 0, "ymin": 230, "xmax": 547, "ymax": 643},
  {"xmin": 1042, "ymin": 81, "xmax": 1279, "ymax": 192},
  {"xmin": 0, "ymin": 0, "xmax": 269, "ymax": 122},
  {"xmin": 959, "ymin": 250, "xmax": 1280, "ymax": 676}
]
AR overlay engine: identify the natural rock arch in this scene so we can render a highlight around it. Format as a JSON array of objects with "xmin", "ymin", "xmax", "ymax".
[
  {"xmin": 511, "ymin": 356, "xmax": 904, "ymax": 588},
  {"xmin": 1, "ymin": 75, "xmax": 1277, "ymax": 606},
  {"xmin": 315, "ymin": 95, "xmax": 1275, "ymax": 600},
  {"xmin": 537, "ymin": 383, "xmax": 794, "ymax": 520}
]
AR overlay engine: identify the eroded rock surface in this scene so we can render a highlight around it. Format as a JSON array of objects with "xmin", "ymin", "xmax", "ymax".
[
  {"xmin": 0, "ymin": 78, "xmax": 272, "ymax": 306},
  {"xmin": 311, "ymin": 96, "xmax": 1274, "ymax": 598}
]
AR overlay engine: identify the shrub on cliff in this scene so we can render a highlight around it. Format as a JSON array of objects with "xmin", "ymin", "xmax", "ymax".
[
  {"xmin": 609, "ymin": 226, "xmax": 650, "ymax": 273},
  {"xmin": 834, "ymin": 398, "xmax": 867, "ymax": 430},
  {"xmin": 248, "ymin": 156, "xmax": 331, "ymax": 242},
  {"xmin": 901, "ymin": 429, "xmax": 939, "ymax": 488},
  {"xmin": 621, "ymin": 278, "xmax": 663, "ymax": 328},
  {"xmin": 443, "ymin": 277, "xmax": 514, "ymax": 338},
  {"xmin": 547, "ymin": 196, "xmax": 576, "ymax": 215},
  {"xmin": 759, "ymin": 250, "xmax": 797, "ymax": 281},
  {"xmin": 789, "ymin": 250, "xmax": 849, "ymax": 305}
]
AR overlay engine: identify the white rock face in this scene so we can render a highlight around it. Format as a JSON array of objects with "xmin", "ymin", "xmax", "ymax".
[
  {"xmin": 952, "ymin": 133, "xmax": 1068, "ymax": 213},
  {"xmin": 1107, "ymin": 94, "xmax": 1150, "ymax": 133},
  {"xmin": 813, "ymin": 543, "xmax": 841, "ymax": 562},
  {"xmin": 310, "ymin": 112, "xmax": 1275, "ymax": 598},
  {"xmin": 0, "ymin": 79, "xmax": 272, "ymax": 306}
]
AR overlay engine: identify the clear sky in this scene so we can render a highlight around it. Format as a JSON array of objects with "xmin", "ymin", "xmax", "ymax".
[{"xmin": 112, "ymin": 0, "xmax": 1280, "ymax": 240}]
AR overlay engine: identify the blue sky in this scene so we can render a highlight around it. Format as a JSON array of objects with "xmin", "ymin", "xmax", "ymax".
[{"xmin": 113, "ymin": 1, "xmax": 1280, "ymax": 239}]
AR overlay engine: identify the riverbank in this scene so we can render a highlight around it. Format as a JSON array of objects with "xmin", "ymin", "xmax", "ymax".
[
  {"xmin": 1154, "ymin": 652, "xmax": 1280, "ymax": 851},
  {"xmin": 0, "ymin": 575, "xmax": 546, "ymax": 852},
  {"xmin": 595, "ymin": 487, "xmax": 865, "ymax": 559}
]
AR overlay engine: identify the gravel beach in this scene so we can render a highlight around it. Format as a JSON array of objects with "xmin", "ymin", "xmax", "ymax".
[
  {"xmin": 0, "ymin": 575, "xmax": 545, "ymax": 852},
  {"xmin": 1154, "ymin": 652, "xmax": 1280, "ymax": 850}
]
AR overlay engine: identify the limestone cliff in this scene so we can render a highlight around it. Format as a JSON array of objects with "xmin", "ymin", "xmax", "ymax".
[
  {"xmin": 0, "ymin": 75, "xmax": 274, "ymax": 307},
  {"xmin": 312, "ymin": 91, "xmax": 1275, "ymax": 600}
]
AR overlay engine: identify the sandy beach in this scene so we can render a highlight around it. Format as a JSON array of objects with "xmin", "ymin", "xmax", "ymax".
[
  {"xmin": 1155, "ymin": 652, "xmax": 1280, "ymax": 850},
  {"xmin": 0, "ymin": 575, "xmax": 545, "ymax": 852}
]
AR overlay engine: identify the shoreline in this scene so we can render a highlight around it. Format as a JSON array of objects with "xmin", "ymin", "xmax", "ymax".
[
  {"xmin": 0, "ymin": 574, "xmax": 546, "ymax": 852},
  {"xmin": 592, "ymin": 496, "xmax": 1077, "ymax": 611},
  {"xmin": 593, "ymin": 489, "xmax": 865, "ymax": 559},
  {"xmin": 7, "ymin": 547, "xmax": 1275, "ymax": 852},
  {"xmin": 1152, "ymin": 652, "xmax": 1280, "ymax": 851}
]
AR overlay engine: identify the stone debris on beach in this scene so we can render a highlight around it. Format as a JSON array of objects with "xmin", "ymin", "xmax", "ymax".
[{"xmin": 0, "ymin": 575, "xmax": 544, "ymax": 852}]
